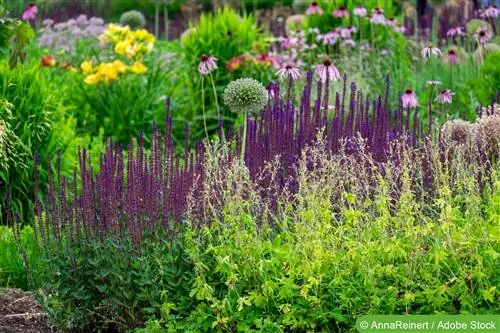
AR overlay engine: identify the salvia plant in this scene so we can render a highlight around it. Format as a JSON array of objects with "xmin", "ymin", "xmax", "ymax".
[{"xmin": 32, "ymin": 73, "xmax": 499, "ymax": 249}]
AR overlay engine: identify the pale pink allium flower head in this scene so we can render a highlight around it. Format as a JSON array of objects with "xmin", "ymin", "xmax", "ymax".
[
  {"xmin": 421, "ymin": 44, "xmax": 441, "ymax": 59},
  {"xmin": 447, "ymin": 49, "xmax": 460, "ymax": 64},
  {"xmin": 435, "ymin": 89, "xmax": 454, "ymax": 104},
  {"xmin": 316, "ymin": 59, "xmax": 341, "ymax": 83},
  {"xmin": 306, "ymin": 2, "xmax": 324, "ymax": 15},
  {"xmin": 276, "ymin": 64, "xmax": 301, "ymax": 81},
  {"xmin": 198, "ymin": 55, "xmax": 218, "ymax": 76},
  {"xmin": 476, "ymin": 27, "xmax": 492, "ymax": 45},
  {"xmin": 401, "ymin": 89, "xmax": 418, "ymax": 108},
  {"xmin": 22, "ymin": 3, "xmax": 38, "ymax": 21},
  {"xmin": 332, "ymin": 7, "xmax": 350, "ymax": 18},
  {"xmin": 353, "ymin": 6, "xmax": 367, "ymax": 17}
]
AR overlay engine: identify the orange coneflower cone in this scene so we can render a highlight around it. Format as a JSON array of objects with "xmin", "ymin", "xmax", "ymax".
[{"xmin": 40, "ymin": 55, "xmax": 56, "ymax": 67}]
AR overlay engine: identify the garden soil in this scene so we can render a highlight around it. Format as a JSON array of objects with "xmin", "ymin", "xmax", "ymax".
[{"xmin": 0, "ymin": 289, "xmax": 54, "ymax": 332}]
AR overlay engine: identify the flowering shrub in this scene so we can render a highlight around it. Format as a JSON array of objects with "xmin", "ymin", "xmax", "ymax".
[
  {"xmin": 79, "ymin": 24, "xmax": 155, "ymax": 85},
  {"xmin": 38, "ymin": 15, "xmax": 106, "ymax": 59}
]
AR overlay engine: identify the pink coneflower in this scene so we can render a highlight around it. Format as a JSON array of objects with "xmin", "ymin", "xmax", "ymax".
[
  {"xmin": 394, "ymin": 24, "xmax": 407, "ymax": 33},
  {"xmin": 386, "ymin": 17, "xmax": 397, "ymax": 26},
  {"xmin": 340, "ymin": 26, "xmax": 357, "ymax": 38},
  {"xmin": 446, "ymin": 26, "xmax": 465, "ymax": 38},
  {"xmin": 332, "ymin": 6, "xmax": 350, "ymax": 18},
  {"xmin": 306, "ymin": 2, "xmax": 324, "ymax": 15},
  {"xmin": 482, "ymin": 5, "xmax": 499, "ymax": 19},
  {"xmin": 421, "ymin": 44, "xmax": 441, "ymax": 59},
  {"xmin": 353, "ymin": 6, "xmax": 367, "ymax": 17},
  {"xmin": 198, "ymin": 55, "xmax": 218, "ymax": 76},
  {"xmin": 401, "ymin": 89, "xmax": 418, "ymax": 108},
  {"xmin": 370, "ymin": 8, "xmax": 385, "ymax": 24},
  {"xmin": 447, "ymin": 49, "xmax": 460, "ymax": 64},
  {"xmin": 22, "ymin": 3, "xmax": 38, "ymax": 21},
  {"xmin": 325, "ymin": 31, "xmax": 339, "ymax": 45},
  {"xmin": 316, "ymin": 59, "xmax": 341, "ymax": 83},
  {"xmin": 435, "ymin": 89, "xmax": 454, "ymax": 104},
  {"xmin": 475, "ymin": 27, "xmax": 492, "ymax": 45},
  {"xmin": 341, "ymin": 39, "xmax": 356, "ymax": 47},
  {"xmin": 276, "ymin": 64, "xmax": 301, "ymax": 80}
]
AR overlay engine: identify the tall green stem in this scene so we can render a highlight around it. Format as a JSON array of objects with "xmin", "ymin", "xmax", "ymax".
[
  {"xmin": 209, "ymin": 72, "xmax": 224, "ymax": 138},
  {"xmin": 155, "ymin": 2, "xmax": 160, "ymax": 38},
  {"xmin": 241, "ymin": 112, "xmax": 248, "ymax": 163},
  {"xmin": 201, "ymin": 76, "xmax": 209, "ymax": 142},
  {"xmin": 164, "ymin": 5, "xmax": 169, "ymax": 40}
]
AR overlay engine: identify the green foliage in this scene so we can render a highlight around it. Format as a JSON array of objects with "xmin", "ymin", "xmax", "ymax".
[
  {"xmin": 0, "ymin": 8, "xmax": 35, "ymax": 68},
  {"xmin": 179, "ymin": 6, "xmax": 263, "ymax": 139},
  {"xmin": 120, "ymin": 10, "xmax": 147, "ymax": 30},
  {"xmin": 0, "ymin": 63, "xmax": 93, "ymax": 223},
  {"xmin": 470, "ymin": 51, "xmax": 500, "ymax": 108},
  {"xmin": 0, "ymin": 225, "xmax": 44, "ymax": 290},
  {"xmin": 39, "ymin": 232, "xmax": 193, "ymax": 332},
  {"xmin": 62, "ymin": 57, "xmax": 169, "ymax": 146}
]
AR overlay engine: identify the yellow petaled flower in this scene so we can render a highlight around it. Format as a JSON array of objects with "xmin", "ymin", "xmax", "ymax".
[
  {"xmin": 84, "ymin": 74, "xmax": 100, "ymax": 85},
  {"xmin": 112, "ymin": 60, "xmax": 128, "ymax": 74},
  {"xmin": 130, "ymin": 62, "xmax": 148, "ymax": 74},
  {"xmin": 81, "ymin": 60, "xmax": 93, "ymax": 75},
  {"xmin": 134, "ymin": 29, "xmax": 156, "ymax": 44},
  {"xmin": 98, "ymin": 63, "xmax": 119, "ymax": 82}
]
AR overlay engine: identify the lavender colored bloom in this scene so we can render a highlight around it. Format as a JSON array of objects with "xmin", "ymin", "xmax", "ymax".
[
  {"xmin": 353, "ymin": 6, "xmax": 367, "ymax": 17},
  {"xmin": 401, "ymin": 89, "xmax": 418, "ymax": 108},
  {"xmin": 341, "ymin": 39, "xmax": 356, "ymax": 48},
  {"xmin": 90, "ymin": 17, "xmax": 105, "ymax": 25},
  {"xmin": 316, "ymin": 59, "xmax": 341, "ymax": 82},
  {"xmin": 198, "ymin": 55, "xmax": 218, "ymax": 76},
  {"xmin": 435, "ymin": 89, "xmax": 454, "ymax": 104},
  {"xmin": 276, "ymin": 64, "xmax": 301, "ymax": 80},
  {"xmin": 386, "ymin": 17, "xmax": 397, "ymax": 26},
  {"xmin": 475, "ymin": 27, "xmax": 492, "ymax": 45},
  {"xmin": 446, "ymin": 26, "xmax": 465, "ymax": 38},
  {"xmin": 332, "ymin": 7, "xmax": 349, "ymax": 18},
  {"xmin": 306, "ymin": 2, "xmax": 323, "ymax": 15},
  {"xmin": 42, "ymin": 19, "xmax": 54, "ymax": 27},
  {"xmin": 447, "ymin": 50, "xmax": 460, "ymax": 64},
  {"xmin": 394, "ymin": 25, "xmax": 407, "ymax": 33},
  {"xmin": 370, "ymin": 8, "xmax": 385, "ymax": 24},
  {"xmin": 482, "ymin": 5, "xmax": 499, "ymax": 19},
  {"xmin": 22, "ymin": 3, "xmax": 37, "ymax": 21}
]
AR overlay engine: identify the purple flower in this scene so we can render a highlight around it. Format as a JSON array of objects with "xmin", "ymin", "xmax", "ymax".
[
  {"xmin": 447, "ymin": 49, "xmax": 460, "ymax": 64},
  {"xmin": 316, "ymin": 59, "xmax": 341, "ymax": 82},
  {"xmin": 435, "ymin": 89, "xmax": 454, "ymax": 104},
  {"xmin": 42, "ymin": 19, "xmax": 54, "ymax": 27},
  {"xmin": 22, "ymin": 3, "xmax": 38, "ymax": 21},
  {"xmin": 332, "ymin": 7, "xmax": 349, "ymax": 18},
  {"xmin": 276, "ymin": 64, "xmax": 301, "ymax": 80},
  {"xmin": 401, "ymin": 89, "xmax": 418, "ymax": 108},
  {"xmin": 306, "ymin": 2, "xmax": 323, "ymax": 15},
  {"xmin": 198, "ymin": 55, "xmax": 218, "ymax": 76},
  {"xmin": 370, "ymin": 8, "xmax": 385, "ymax": 24},
  {"xmin": 481, "ymin": 5, "xmax": 499, "ymax": 19},
  {"xmin": 476, "ymin": 27, "xmax": 492, "ymax": 45},
  {"xmin": 353, "ymin": 6, "xmax": 367, "ymax": 17}
]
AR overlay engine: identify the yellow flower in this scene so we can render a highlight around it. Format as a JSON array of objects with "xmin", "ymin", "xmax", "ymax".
[
  {"xmin": 98, "ymin": 63, "xmax": 119, "ymax": 82},
  {"xmin": 84, "ymin": 74, "xmax": 100, "ymax": 85},
  {"xmin": 112, "ymin": 60, "xmax": 128, "ymax": 74},
  {"xmin": 80, "ymin": 60, "xmax": 93, "ymax": 75},
  {"xmin": 134, "ymin": 29, "xmax": 156, "ymax": 44},
  {"xmin": 130, "ymin": 62, "xmax": 148, "ymax": 74},
  {"xmin": 114, "ymin": 40, "xmax": 130, "ymax": 56}
]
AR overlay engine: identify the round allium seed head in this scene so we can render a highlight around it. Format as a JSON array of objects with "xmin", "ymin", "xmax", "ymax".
[
  {"xmin": 119, "ymin": 10, "xmax": 146, "ymax": 30},
  {"xmin": 476, "ymin": 114, "xmax": 500, "ymax": 155},
  {"xmin": 440, "ymin": 119, "xmax": 473, "ymax": 146},
  {"xmin": 223, "ymin": 78, "xmax": 268, "ymax": 115}
]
